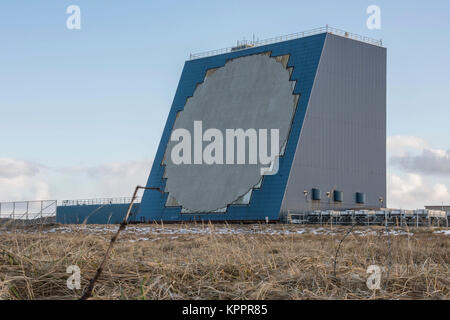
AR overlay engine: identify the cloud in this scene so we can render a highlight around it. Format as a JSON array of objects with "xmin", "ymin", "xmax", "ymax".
[
  {"xmin": 0, "ymin": 158, "xmax": 40, "ymax": 179},
  {"xmin": 390, "ymin": 147, "xmax": 450, "ymax": 176},
  {"xmin": 0, "ymin": 158, "xmax": 50, "ymax": 201},
  {"xmin": 387, "ymin": 173, "xmax": 450, "ymax": 209},
  {"xmin": 45, "ymin": 159, "xmax": 153, "ymax": 200},
  {"xmin": 87, "ymin": 160, "xmax": 153, "ymax": 198},
  {"xmin": 387, "ymin": 135, "xmax": 428, "ymax": 157},
  {"xmin": 0, "ymin": 158, "xmax": 153, "ymax": 202},
  {"xmin": 386, "ymin": 135, "xmax": 450, "ymax": 208}
]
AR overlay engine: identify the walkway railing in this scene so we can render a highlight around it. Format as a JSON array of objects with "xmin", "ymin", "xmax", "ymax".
[
  {"xmin": 189, "ymin": 26, "xmax": 383, "ymax": 60},
  {"xmin": 59, "ymin": 197, "xmax": 142, "ymax": 206}
]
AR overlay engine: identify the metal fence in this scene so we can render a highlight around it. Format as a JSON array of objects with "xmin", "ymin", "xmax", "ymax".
[
  {"xmin": 0, "ymin": 200, "xmax": 57, "ymax": 224},
  {"xmin": 287, "ymin": 209, "xmax": 449, "ymax": 227},
  {"xmin": 189, "ymin": 26, "xmax": 383, "ymax": 60}
]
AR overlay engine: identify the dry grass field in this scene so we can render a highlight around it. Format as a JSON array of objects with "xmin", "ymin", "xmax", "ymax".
[{"xmin": 0, "ymin": 223, "xmax": 448, "ymax": 300}]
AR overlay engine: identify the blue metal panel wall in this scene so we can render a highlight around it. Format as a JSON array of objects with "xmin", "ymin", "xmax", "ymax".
[
  {"xmin": 56, "ymin": 203, "xmax": 140, "ymax": 224},
  {"xmin": 137, "ymin": 34, "xmax": 326, "ymax": 222}
]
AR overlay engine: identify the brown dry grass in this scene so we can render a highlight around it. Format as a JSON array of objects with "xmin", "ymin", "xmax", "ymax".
[{"xmin": 0, "ymin": 224, "xmax": 448, "ymax": 300}]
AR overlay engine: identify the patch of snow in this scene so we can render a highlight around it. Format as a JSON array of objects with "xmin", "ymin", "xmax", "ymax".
[{"xmin": 433, "ymin": 229, "xmax": 450, "ymax": 235}]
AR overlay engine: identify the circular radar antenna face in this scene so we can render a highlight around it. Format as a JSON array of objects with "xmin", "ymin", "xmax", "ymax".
[{"xmin": 163, "ymin": 53, "xmax": 298, "ymax": 213}]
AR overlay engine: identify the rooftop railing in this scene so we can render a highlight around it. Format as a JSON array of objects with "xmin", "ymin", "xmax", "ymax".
[
  {"xmin": 59, "ymin": 197, "xmax": 142, "ymax": 207},
  {"xmin": 189, "ymin": 26, "xmax": 383, "ymax": 60}
]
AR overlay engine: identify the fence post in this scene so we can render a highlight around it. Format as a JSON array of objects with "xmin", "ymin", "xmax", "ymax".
[
  {"xmin": 416, "ymin": 211, "xmax": 419, "ymax": 229},
  {"xmin": 384, "ymin": 211, "xmax": 387, "ymax": 228}
]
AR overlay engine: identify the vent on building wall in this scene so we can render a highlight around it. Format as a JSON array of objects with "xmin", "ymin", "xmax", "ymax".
[
  {"xmin": 356, "ymin": 192, "xmax": 366, "ymax": 204},
  {"xmin": 312, "ymin": 188, "xmax": 321, "ymax": 200},
  {"xmin": 333, "ymin": 190, "xmax": 343, "ymax": 202}
]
